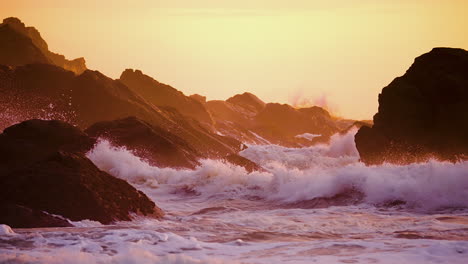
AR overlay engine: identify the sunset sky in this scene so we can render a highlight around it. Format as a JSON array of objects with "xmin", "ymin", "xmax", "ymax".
[{"xmin": 1, "ymin": 0, "xmax": 467, "ymax": 119}]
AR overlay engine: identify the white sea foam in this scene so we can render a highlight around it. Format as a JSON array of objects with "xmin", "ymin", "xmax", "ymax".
[
  {"xmin": 295, "ymin": 132, "xmax": 321, "ymax": 141},
  {"xmin": 0, "ymin": 225, "xmax": 15, "ymax": 236},
  {"xmin": 2, "ymin": 129, "xmax": 468, "ymax": 264},
  {"xmin": 87, "ymin": 129, "xmax": 468, "ymax": 211}
]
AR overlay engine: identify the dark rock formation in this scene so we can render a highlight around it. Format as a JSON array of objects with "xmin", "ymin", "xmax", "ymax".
[
  {"xmin": 0, "ymin": 17, "xmax": 86, "ymax": 74},
  {"xmin": 355, "ymin": 48, "xmax": 468, "ymax": 164},
  {"xmin": 190, "ymin": 94, "xmax": 207, "ymax": 105},
  {"xmin": 226, "ymin": 92, "xmax": 266, "ymax": 113},
  {"xmin": 0, "ymin": 64, "xmax": 243, "ymax": 163},
  {"xmin": 0, "ymin": 119, "xmax": 163, "ymax": 226},
  {"xmin": 0, "ymin": 203, "xmax": 73, "ymax": 228},
  {"xmin": 255, "ymin": 104, "xmax": 338, "ymax": 145},
  {"xmin": 223, "ymin": 154, "xmax": 264, "ymax": 173},
  {"xmin": 86, "ymin": 117, "xmax": 200, "ymax": 169},
  {"xmin": 120, "ymin": 69, "xmax": 213, "ymax": 125},
  {"xmin": 206, "ymin": 92, "xmax": 341, "ymax": 147},
  {"xmin": 0, "ymin": 21, "xmax": 50, "ymax": 66}
]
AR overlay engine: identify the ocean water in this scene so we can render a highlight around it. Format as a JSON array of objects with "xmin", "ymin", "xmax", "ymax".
[{"xmin": 1, "ymin": 129, "xmax": 468, "ymax": 263}]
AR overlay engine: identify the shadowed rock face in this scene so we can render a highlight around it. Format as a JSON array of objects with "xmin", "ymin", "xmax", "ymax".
[
  {"xmin": 0, "ymin": 120, "xmax": 162, "ymax": 226},
  {"xmin": 226, "ymin": 92, "xmax": 266, "ymax": 113},
  {"xmin": 86, "ymin": 117, "xmax": 263, "ymax": 172},
  {"xmin": 0, "ymin": 203, "xmax": 73, "ymax": 228},
  {"xmin": 206, "ymin": 93, "xmax": 340, "ymax": 147},
  {"xmin": 0, "ymin": 64, "xmax": 241, "ymax": 158},
  {"xmin": 0, "ymin": 17, "xmax": 86, "ymax": 74},
  {"xmin": 255, "ymin": 103, "xmax": 338, "ymax": 145},
  {"xmin": 120, "ymin": 69, "xmax": 213, "ymax": 125},
  {"xmin": 0, "ymin": 22, "xmax": 50, "ymax": 66},
  {"xmin": 355, "ymin": 48, "xmax": 468, "ymax": 165},
  {"xmin": 86, "ymin": 117, "xmax": 201, "ymax": 169}
]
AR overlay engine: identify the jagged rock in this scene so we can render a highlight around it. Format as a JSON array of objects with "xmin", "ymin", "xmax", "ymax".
[
  {"xmin": 0, "ymin": 203, "xmax": 73, "ymax": 228},
  {"xmin": 254, "ymin": 103, "xmax": 339, "ymax": 146},
  {"xmin": 226, "ymin": 92, "xmax": 266, "ymax": 113},
  {"xmin": 0, "ymin": 17, "xmax": 86, "ymax": 74},
  {"xmin": 0, "ymin": 120, "xmax": 163, "ymax": 225},
  {"xmin": 120, "ymin": 69, "xmax": 213, "ymax": 125},
  {"xmin": 223, "ymin": 154, "xmax": 264, "ymax": 173},
  {"xmin": 86, "ymin": 117, "xmax": 200, "ymax": 169},
  {"xmin": 190, "ymin": 94, "xmax": 206, "ymax": 104},
  {"xmin": 355, "ymin": 48, "xmax": 468, "ymax": 164}
]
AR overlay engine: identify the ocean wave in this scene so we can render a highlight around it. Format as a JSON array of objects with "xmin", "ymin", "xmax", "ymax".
[{"xmin": 87, "ymin": 129, "xmax": 468, "ymax": 211}]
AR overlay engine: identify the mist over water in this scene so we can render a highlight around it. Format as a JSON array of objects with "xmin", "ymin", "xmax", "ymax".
[{"xmin": 2, "ymin": 129, "xmax": 468, "ymax": 263}]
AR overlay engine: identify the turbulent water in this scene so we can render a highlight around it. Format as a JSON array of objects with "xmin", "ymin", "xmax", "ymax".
[{"xmin": 1, "ymin": 129, "xmax": 468, "ymax": 263}]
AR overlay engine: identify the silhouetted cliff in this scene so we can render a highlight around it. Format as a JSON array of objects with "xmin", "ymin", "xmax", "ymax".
[
  {"xmin": 0, "ymin": 17, "xmax": 86, "ymax": 74},
  {"xmin": 120, "ymin": 69, "xmax": 213, "ymax": 125},
  {"xmin": 355, "ymin": 48, "xmax": 468, "ymax": 164}
]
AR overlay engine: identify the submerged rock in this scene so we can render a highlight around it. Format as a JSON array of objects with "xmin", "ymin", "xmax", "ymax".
[
  {"xmin": 355, "ymin": 48, "xmax": 468, "ymax": 165},
  {"xmin": 0, "ymin": 119, "xmax": 163, "ymax": 227}
]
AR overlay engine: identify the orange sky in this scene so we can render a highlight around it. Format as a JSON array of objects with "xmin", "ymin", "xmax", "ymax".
[{"xmin": 1, "ymin": 0, "xmax": 467, "ymax": 119}]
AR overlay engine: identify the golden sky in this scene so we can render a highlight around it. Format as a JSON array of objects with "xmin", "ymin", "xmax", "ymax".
[{"xmin": 1, "ymin": 0, "xmax": 467, "ymax": 119}]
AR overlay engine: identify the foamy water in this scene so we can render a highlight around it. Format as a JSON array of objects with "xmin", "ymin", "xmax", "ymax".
[{"xmin": 1, "ymin": 129, "xmax": 468, "ymax": 263}]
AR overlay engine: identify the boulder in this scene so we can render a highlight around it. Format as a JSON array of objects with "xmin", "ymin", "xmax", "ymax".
[
  {"xmin": 223, "ymin": 154, "xmax": 264, "ymax": 173},
  {"xmin": 0, "ymin": 120, "xmax": 163, "ymax": 226},
  {"xmin": 355, "ymin": 48, "xmax": 468, "ymax": 164},
  {"xmin": 86, "ymin": 116, "xmax": 200, "ymax": 169},
  {"xmin": 0, "ymin": 203, "xmax": 72, "ymax": 228}
]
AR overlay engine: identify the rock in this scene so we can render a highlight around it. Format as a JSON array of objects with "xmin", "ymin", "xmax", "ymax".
[
  {"xmin": 119, "ymin": 69, "xmax": 213, "ymax": 125},
  {"xmin": 0, "ymin": 119, "xmax": 95, "ymax": 175},
  {"xmin": 86, "ymin": 116, "xmax": 200, "ymax": 169},
  {"xmin": 0, "ymin": 20, "xmax": 50, "ymax": 66},
  {"xmin": 226, "ymin": 92, "xmax": 266, "ymax": 113},
  {"xmin": 0, "ymin": 120, "xmax": 163, "ymax": 226},
  {"xmin": 189, "ymin": 94, "xmax": 207, "ymax": 104},
  {"xmin": 0, "ymin": 17, "xmax": 86, "ymax": 74},
  {"xmin": 206, "ymin": 94, "xmax": 340, "ymax": 147},
  {"xmin": 254, "ymin": 103, "xmax": 339, "ymax": 146},
  {"xmin": 0, "ymin": 64, "xmax": 242, "ymax": 161},
  {"xmin": 223, "ymin": 154, "xmax": 264, "ymax": 173},
  {"xmin": 355, "ymin": 48, "xmax": 468, "ymax": 164},
  {"xmin": 0, "ymin": 203, "xmax": 72, "ymax": 228}
]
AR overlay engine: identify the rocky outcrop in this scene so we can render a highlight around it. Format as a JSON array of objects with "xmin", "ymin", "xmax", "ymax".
[
  {"xmin": 120, "ymin": 69, "xmax": 213, "ymax": 125},
  {"xmin": 226, "ymin": 92, "xmax": 266, "ymax": 113},
  {"xmin": 223, "ymin": 154, "xmax": 264, "ymax": 173},
  {"xmin": 255, "ymin": 103, "xmax": 338, "ymax": 145},
  {"xmin": 86, "ymin": 117, "xmax": 200, "ymax": 169},
  {"xmin": 0, "ymin": 120, "xmax": 163, "ymax": 226},
  {"xmin": 206, "ymin": 92, "xmax": 341, "ymax": 147},
  {"xmin": 0, "ymin": 203, "xmax": 73, "ymax": 228},
  {"xmin": 0, "ymin": 64, "xmax": 243, "ymax": 162},
  {"xmin": 0, "ymin": 17, "xmax": 86, "ymax": 74},
  {"xmin": 355, "ymin": 48, "xmax": 468, "ymax": 165}
]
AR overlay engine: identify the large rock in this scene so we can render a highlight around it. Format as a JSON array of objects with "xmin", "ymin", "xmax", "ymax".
[
  {"xmin": 0, "ymin": 17, "xmax": 86, "ymax": 74},
  {"xmin": 206, "ymin": 93, "xmax": 341, "ymax": 147},
  {"xmin": 0, "ymin": 120, "xmax": 163, "ymax": 227},
  {"xmin": 355, "ymin": 48, "xmax": 468, "ymax": 164},
  {"xmin": 0, "ymin": 64, "xmax": 242, "ymax": 161},
  {"xmin": 120, "ymin": 69, "xmax": 213, "ymax": 125},
  {"xmin": 86, "ymin": 117, "xmax": 200, "ymax": 169},
  {"xmin": 0, "ymin": 203, "xmax": 73, "ymax": 228}
]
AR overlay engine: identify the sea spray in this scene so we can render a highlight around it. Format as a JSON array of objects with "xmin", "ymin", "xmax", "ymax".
[{"xmin": 87, "ymin": 129, "xmax": 468, "ymax": 211}]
